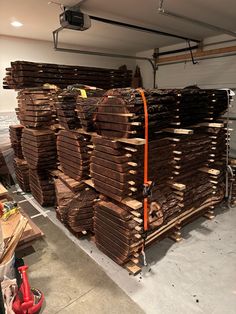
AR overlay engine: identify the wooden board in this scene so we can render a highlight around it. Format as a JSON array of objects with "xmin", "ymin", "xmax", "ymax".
[
  {"xmin": 0, "ymin": 183, "xmax": 8, "ymax": 199},
  {"xmin": 2, "ymin": 209, "xmax": 44, "ymax": 247}
]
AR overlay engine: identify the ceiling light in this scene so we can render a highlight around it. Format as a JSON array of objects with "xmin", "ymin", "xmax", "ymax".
[{"xmin": 11, "ymin": 21, "xmax": 23, "ymax": 27}]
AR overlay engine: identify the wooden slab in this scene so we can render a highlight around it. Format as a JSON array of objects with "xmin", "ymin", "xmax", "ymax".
[
  {"xmin": 2, "ymin": 209, "xmax": 44, "ymax": 247},
  {"xmin": 0, "ymin": 183, "xmax": 8, "ymax": 199}
]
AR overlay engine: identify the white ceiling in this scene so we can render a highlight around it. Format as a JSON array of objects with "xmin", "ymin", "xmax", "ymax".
[{"xmin": 0, "ymin": 0, "xmax": 236, "ymax": 53}]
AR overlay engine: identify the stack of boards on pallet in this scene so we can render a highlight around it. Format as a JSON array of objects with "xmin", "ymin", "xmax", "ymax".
[
  {"xmin": 55, "ymin": 129, "xmax": 98, "ymax": 234},
  {"xmin": 90, "ymin": 87, "xmax": 230, "ymax": 270},
  {"xmin": 9, "ymin": 125, "xmax": 30, "ymax": 192},
  {"xmin": 3, "ymin": 61, "xmax": 132, "ymax": 90}
]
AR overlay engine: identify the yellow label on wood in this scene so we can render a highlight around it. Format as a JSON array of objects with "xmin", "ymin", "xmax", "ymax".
[{"xmin": 79, "ymin": 89, "xmax": 87, "ymax": 98}]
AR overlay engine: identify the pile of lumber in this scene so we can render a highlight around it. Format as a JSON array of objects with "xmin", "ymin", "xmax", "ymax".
[
  {"xmin": 16, "ymin": 87, "xmax": 58, "ymax": 128},
  {"xmin": 54, "ymin": 173, "xmax": 98, "ymax": 233},
  {"xmin": 89, "ymin": 87, "xmax": 229, "ymax": 270},
  {"xmin": 91, "ymin": 135, "xmax": 173, "ymax": 202},
  {"xmin": 13, "ymin": 158, "xmax": 30, "ymax": 192},
  {"xmin": 94, "ymin": 200, "xmax": 143, "ymax": 265},
  {"xmin": 22, "ymin": 129, "xmax": 56, "ymax": 205},
  {"xmin": 57, "ymin": 130, "xmax": 91, "ymax": 181},
  {"xmin": 229, "ymin": 159, "xmax": 236, "ymax": 206},
  {"xmin": 22, "ymin": 129, "xmax": 56, "ymax": 169},
  {"xmin": 76, "ymin": 87, "xmax": 105, "ymax": 132},
  {"xmin": 55, "ymin": 90, "xmax": 80, "ymax": 129},
  {"xmin": 9, "ymin": 125, "xmax": 24, "ymax": 158},
  {"xmin": 170, "ymin": 89, "xmax": 228, "ymax": 127},
  {"xmin": 29, "ymin": 169, "xmax": 55, "ymax": 206},
  {"xmin": 3, "ymin": 61, "xmax": 132, "ymax": 90},
  {"xmin": 9, "ymin": 125, "xmax": 30, "ymax": 192},
  {"xmin": 95, "ymin": 88, "xmax": 229, "ymax": 138},
  {"xmin": 168, "ymin": 128, "xmax": 223, "ymax": 211}
]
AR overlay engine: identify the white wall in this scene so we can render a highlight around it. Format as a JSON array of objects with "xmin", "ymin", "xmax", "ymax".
[
  {"xmin": 0, "ymin": 35, "xmax": 136, "ymax": 112},
  {"xmin": 137, "ymin": 35, "xmax": 236, "ymax": 89}
]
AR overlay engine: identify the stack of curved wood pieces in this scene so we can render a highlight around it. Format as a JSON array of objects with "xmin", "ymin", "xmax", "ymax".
[
  {"xmin": 95, "ymin": 88, "xmax": 229, "ymax": 138},
  {"xmin": 57, "ymin": 130, "xmax": 92, "ymax": 181},
  {"xmin": 76, "ymin": 87, "xmax": 105, "ymax": 132},
  {"xmin": 13, "ymin": 158, "xmax": 30, "ymax": 192},
  {"xmin": 22, "ymin": 129, "xmax": 56, "ymax": 169},
  {"xmin": 3, "ymin": 61, "xmax": 132, "ymax": 90},
  {"xmin": 90, "ymin": 87, "xmax": 229, "ymax": 271},
  {"xmin": 9, "ymin": 125, "xmax": 24, "ymax": 158},
  {"xmin": 16, "ymin": 87, "xmax": 58, "ymax": 128},
  {"xmin": 22, "ymin": 128, "xmax": 57, "ymax": 205},
  {"xmin": 29, "ymin": 169, "xmax": 55, "ymax": 206},
  {"xmin": 169, "ymin": 130, "xmax": 215, "ymax": 210},
  {"xmin": 94, "ymin": 200, "xmax": 143, "ymax": 265},
  {"xmin": 54, "ymin": 175, "xmax": 98, "ymax": 234},
  {"xmin": 55, "ymin": 90, "xmax": 80, "ymax": 130},
  {"xmin": 9, "ymin": 125, "xmax": 30, "ymax": 192}
]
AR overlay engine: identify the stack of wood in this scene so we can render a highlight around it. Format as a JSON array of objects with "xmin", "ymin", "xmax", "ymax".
[
  {"xmin": 3, "ymin": 61, "xmax": 132, "ymax": 90},
  {"xmin": 94, "ymin": 200, "xmax": 143, "ymax": 265},
  {"xmin": 204, "ymin": 123, "xmax": 229, "ymax": 198},
  {"xmin": 9, "ymin": 125, "xmax": 30, "ymax": 192},
  {"xmin": 22, "ymin": 128, "xmax": 56, "ymax": 205},
  {"xmin": 22, "ymin": 129, "xmax": 56, "ymax": 169},
  {"xmin": 13, "ymin": 158, "xmax": 30, "ymax": 192},
  {"xmin": 170, "ymin": 89, "xmax": 228, "ymax": 127},
  {"xmin": 55, "ymin": 90, "xmax": 80, "ymax": 129},
  {"xmin": 95, "ymin": 88, "xmax": 229, "ymax": 138},
  {"xmin": 54, "ymin": 173, "xmax": 98, "ymax": 233},
  {"xmin": 29, "ymin": 169, "xmax": 55, "ymax": 206},
  {"xmin": 16, "ymin": 87, "xmax": 58, "ymax": 128},
  {"xmin": 168, "ymin": 129, "xmax": 218, "ymax": 211},
  {"xmin": 91, "ymin": 135, "xmax": 173, "ymax": 202},
  {"xmin": 76, "ymin": 87, "xmax": 105, "ymax": 132},
  {"xmin": 229, "ymin": 159, "xmax": 236, "ymax": 206},
  {"xmin": 90, "ymin": 87, "xmax": 229, "ymax": 270},
  {"xmin": 57, "ymin": 130, "xmax": 91, "ymax": 181},
  {"xmin": 9, "ymin": 125, "xmax": 24, "ymax": 158},
  {"xmin": 205, "ymin": 90, "xmax": 229, "ymax": 122}
]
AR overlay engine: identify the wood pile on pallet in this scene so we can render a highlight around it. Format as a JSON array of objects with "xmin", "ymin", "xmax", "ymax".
[
  {"xmin": 9, "ymin": 125, "xmax": 30, "ymax": 192},
  {"xmin": 3, "ymin": 61, "xmax": 132, "ymax": 90},
  {"xmin": 89, "ymin": 87, "xmax": 230, "ymax": 273},
  {"xmin": 8, "ymin": 80, "xmax": 232, "ymax": 274}
]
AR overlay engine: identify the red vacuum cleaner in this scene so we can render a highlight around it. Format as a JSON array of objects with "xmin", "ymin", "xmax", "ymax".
[{"xmin": 13, "ymin": 265, "xmax": 44, "ymax": 314}]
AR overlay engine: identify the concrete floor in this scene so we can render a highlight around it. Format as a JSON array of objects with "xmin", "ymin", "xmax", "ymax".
[{"xmin": 13, "ymin": 189, "xmax": 236, "ymax": 314}]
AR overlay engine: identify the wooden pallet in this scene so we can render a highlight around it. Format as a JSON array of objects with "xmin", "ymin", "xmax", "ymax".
[{"xmin": 122, "ymin": 198, "xmax": 221, "ymax": 275}]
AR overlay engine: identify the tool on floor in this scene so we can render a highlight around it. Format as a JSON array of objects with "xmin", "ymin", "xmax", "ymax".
[
  {"xmin": 0, "ymin": 200, "xmax": 19, "ymax": 221},
  {"xmin": 13, "ymin": 265, "xmax": 44, "ymax": 314}
]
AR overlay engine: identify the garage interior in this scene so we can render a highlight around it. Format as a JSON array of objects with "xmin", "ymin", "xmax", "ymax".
[{"xmin": 0, "ymin": 1, "xmax": 236, "ymax": 313}]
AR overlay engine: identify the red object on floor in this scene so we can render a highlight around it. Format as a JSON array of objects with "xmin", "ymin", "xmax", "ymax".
[{"xmin": 13, "ymin": 265, "xmax": 44, "ymax": 314}]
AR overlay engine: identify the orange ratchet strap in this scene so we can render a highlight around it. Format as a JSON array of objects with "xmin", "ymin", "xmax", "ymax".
[{"xmin": 137, "ymin": 88, "xmax": 152, "ymax": 231}]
